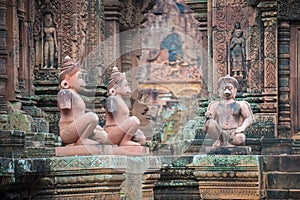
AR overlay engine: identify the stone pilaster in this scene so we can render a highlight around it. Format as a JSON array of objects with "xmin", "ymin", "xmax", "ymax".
[
  {"xmin": 185, "ymin": 0, "xmax": 209, "ymax": 93},
  {"xmin": 211, "ymin": 0, "xmax": 227, "ymax": 95},
  {"xmin": 278, "ymin": 21, "xmax": 291, "ymax": 137},
  {"xmin": 257, "ymin": 0, "xmax": 278, "ymax": 136},
  {"xmin": 121, "ymin": 156, "xmax": 161, "ymax": 200},
  {"xmin": 6, "ymin": 0, "xmax": 20, "ymax": 101},
  {"xmin": 103, "ymin": 0, "xmax": 121, "ymax": 69},
  {"xmin": 0, "ymin": 0, "xmax": 8, "ymax": 128}
]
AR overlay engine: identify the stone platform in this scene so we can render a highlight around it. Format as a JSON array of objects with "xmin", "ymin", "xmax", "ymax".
[{"xmin": 1, "ymin": 154, "xmax": 300, "ymax": 199}]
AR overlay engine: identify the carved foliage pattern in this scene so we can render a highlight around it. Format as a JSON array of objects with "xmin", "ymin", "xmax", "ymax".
[
  {"xmin": 248, "ymin": 25, "xmax": 262, "ymax": 92},
  {"xmin": 104, "ymin": 21, "xmax": 119, "ymax": 68},
  {"xmin": 213, "ymin": 0, "xmax": 226, "ymax": 82},
  {"xmin": 87, "ymin": 0, "xmax": 98, "ymax": 70},
  {"xmin": 61, "ymin": 0, "xmax": 73, "ymax": 61},
  {"xmin": 264, "ymin": 25, "xmax": 277, "ymax": 89},
  {"xmin": 279, "ymin": 0, "xmax": 300, "ymax": 20}
]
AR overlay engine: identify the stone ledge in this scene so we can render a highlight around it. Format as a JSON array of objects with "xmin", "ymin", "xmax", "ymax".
[
  {"xmin": 205, "ymin": 146, "xmax": 252, "ymax": 155},
  {"xmin": 55, "ymin": 145, "xmax": 149, "ymax": 156}
]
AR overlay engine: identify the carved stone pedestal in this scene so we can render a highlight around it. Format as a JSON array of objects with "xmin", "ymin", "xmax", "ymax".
[
  {"xmin": 33, "ymin": 156, "xmax": 128, "ymax": 200},
  {"xmin": 192, "ymin": 155, "xmax": 260, "ymax": 199},
  {"xmin": 0, "ymin": 155, "xmax": 161, "ymax": 199}
]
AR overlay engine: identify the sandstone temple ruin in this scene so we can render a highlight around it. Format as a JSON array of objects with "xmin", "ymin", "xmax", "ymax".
[{"xmin": 0, "ymin": 0, "xmax": 300, "ymax": 199}]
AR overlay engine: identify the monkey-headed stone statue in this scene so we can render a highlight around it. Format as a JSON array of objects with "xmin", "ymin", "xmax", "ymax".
[
  {"xmin": 104, "ymin": 67, "xmax": 146, "ymax": 146},
  {"xmin": 203, "ymin": 75, "xmax": 254, "ymax": 148},
  {"xmin": 56, "ymin": 56, "xmax": 108, "ymax": 156}
]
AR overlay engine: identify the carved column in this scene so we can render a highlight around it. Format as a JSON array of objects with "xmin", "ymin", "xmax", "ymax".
[
  {"xmin": 257, "ymin": 0, "xmax": 278, "ymax": 136},
  {"xmin": 278, "ymin": 0, "xmax": 300, "ymax": 137},
  {"xmin": 120, "ymin": 30, "xmax": 133, "ymax": 86},
  {"xmin": 17, "ymin": 0, "xmax": 25, "ymax": 95},
  {"xmin": 186, "ymin": 0, "xmax": 209, "ymax": 94},
  {"xmin": 211, "ymin": 0, "xmax": 227, "ymax": 95},
  {"xmin": 6, "ymin": 0, "xmax": 20, "ymax": 101},
  {"xmin": 278, "ymin": 21, "xmax": 291, "ymax": 137},
  {"xmin": 0, "ymin": 0, "xmax": 8, "ymax": 128}
]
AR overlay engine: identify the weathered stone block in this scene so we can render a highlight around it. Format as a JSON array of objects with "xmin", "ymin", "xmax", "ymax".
[
  {"xmin": 261, "ymin": 138, "xmax": 293, "ymax": 155},
  {"xmin": 267, "ymin": 173, "xmax": 300, "ymax": 189},
  {"xmin": 263, "ymin": 155, "xmax": 300, "ymax": 172}
]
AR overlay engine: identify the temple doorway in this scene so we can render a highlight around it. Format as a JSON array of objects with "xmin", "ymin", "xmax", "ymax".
[{"xmin": 291, "ymin": 25, "xmax": 300, "ymax": 136}]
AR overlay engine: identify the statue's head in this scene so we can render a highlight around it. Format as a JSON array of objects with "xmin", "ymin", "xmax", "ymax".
[
  {"xmin": 59, "ymin": 56, "xmax": 86, "ymax": 91},
  {"xmin": 44, "ymin": 13, "xmax": 53, "ymax": 27},
  {"xmin": 217, "ymin": 75, "xmax": 239, "ymax": 100},
  {"xmin": 233, "ymin": 22, "xmax": 242, "ymax": 37},
  {"xmin": 107, "ymin": 67, "xmax": 131, "ymax": 96}
]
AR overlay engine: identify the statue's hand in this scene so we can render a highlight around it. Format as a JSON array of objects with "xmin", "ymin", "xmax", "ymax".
[
  {"xmin": 235, "ymin": 127, "xmax": 244, "ymax": 134},
  {"xmin": 94, "ymin": 125, "xmax": 108, "ymax": 143},
  {"xmin": 205, "ymin": 111, "xmax": 213, "ymax": 119},
  {"xmin": 95, "ymin": 125, "xmax": 104, "ymax": 131}
]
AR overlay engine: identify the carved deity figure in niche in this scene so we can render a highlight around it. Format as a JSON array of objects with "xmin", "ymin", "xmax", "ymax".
[
  {"xmin": 43, "ymin": 13, "xmax": 58, "ymax": 69},
  {"xmin": 230, "ymin": 22, "xmax": 245, "ymax": 78},
  {"xmin": 57, "ymin": 56, "xmax": 107, "ymax": 145},
  {"xmin": 104, "ymin": 67, "xmax": 146, "ymax": 146},
  {"xmin": 203, "ymin": 75, "xmax": 254, "ymax": 147}
]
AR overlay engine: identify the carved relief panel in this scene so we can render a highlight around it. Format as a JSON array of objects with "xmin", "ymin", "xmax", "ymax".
[
  {"xmin": 33, "ymin": 0, "xmax": 103, "ymax": 82},
  {"xmin": 211, "ymin": 0, "xmax": 262, "ymax": 93},
  {"xmin": 33, "ymin": 0, "xmax": 61, "ymax": 81},
  {"xmin": 139, "ymin": 0, "xmax": 204, "ymax": 97}
]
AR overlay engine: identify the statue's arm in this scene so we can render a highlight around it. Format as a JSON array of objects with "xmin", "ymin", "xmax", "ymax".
[
  {"xmin": 203, "ymin": 101, "xmax": 217, "ymax": 132},
  {"xmin": 205, "ymin": 101, "xmax": 217, "ymax": 119},
  {"xmin": 230, "ymin": 38, "xmax": 236, "ymax": 49},
  {"xmin": 106, "ymin": 96, "xmax": 118, "ymax": 113},
  {"xmin": 54, "ymin": 28, "xmax": 58, "ymax": 49},
  {"xmin": 237, "ymin": 101, "xmax": 254, "ymax": 132},
  {"xmin": 57, "ymin": 89, "xmax": 72, "ymax": 110}
]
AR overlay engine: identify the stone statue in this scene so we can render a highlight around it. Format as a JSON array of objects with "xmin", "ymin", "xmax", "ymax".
[
  {"xmin": 203, "ymin": 75, "xmax": 254, "ymax": 147},
  {"xmin": 104, "ymin": 67, "xmax": 146, "ymax": 146},
  {"xmin": 57, "ymin": 56, "xmax": 107, "ymax": 145},
  {"xmin": 230, "ymin": 22, "xmax": 245, "ymax": 78},
  {"xmin": 43, "ymin": 13, "xmax": 58, "ymax": 69}
]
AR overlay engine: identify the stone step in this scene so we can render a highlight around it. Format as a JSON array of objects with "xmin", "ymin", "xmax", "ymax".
[
  {"xmin": 292, "ymin": 140, "xmax": 300, "ymax": 154},
  {"xmin": 265, "ymin": 189, "xmax": 300, "ymax": 199},
  {"xmin": 263, "ymin": 156, "xmax": 300, "ymax": 199}
]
